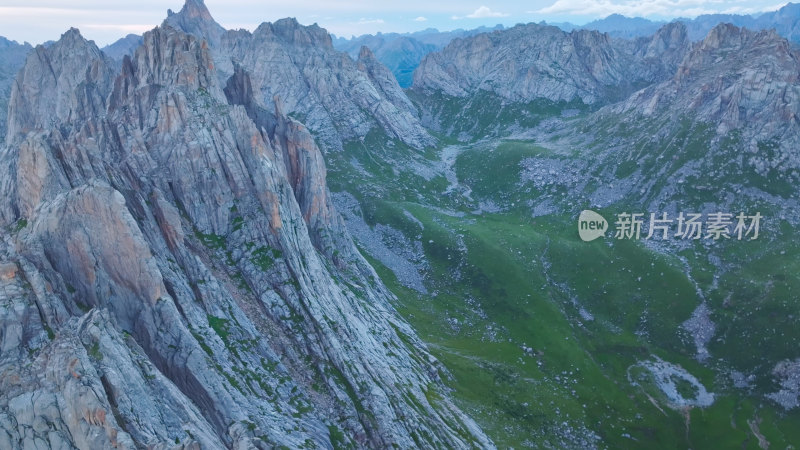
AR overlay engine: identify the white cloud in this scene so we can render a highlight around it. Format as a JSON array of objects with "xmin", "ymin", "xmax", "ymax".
[
  {"xmin": 720, "ymin": 2, "xmax": 788, "ymax": 14},
  {"xmin": 357, "ymin": 18, "xmax": 385, "ymax": 24},
  {"xmin": 532, "ymin": 0, "xmax": 785, "ymax": 18},
  {"xmin": 453, "ymin": 6, "xmax": 509, "ymax": 19},
  {"xmin": 413, "ymin": 16, "xmax": 428, "ymax": 21},
  {"xmin": 465, "ymin": 6, "xmax": 509, "ymax": 18}
]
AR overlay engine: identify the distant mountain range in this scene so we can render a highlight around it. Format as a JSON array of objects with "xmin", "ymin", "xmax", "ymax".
[
  {"xmin": 550, "ymin": 2, "xmax": 800, "ymax": 41},
  {"xmin": 332, "ymin": 26, "xmax": 504, "ymax": 88},
  {"xmin": 413, "ymin": 22, "xmax": 690, "ymax": 105},
  {"xmin": 85, "ymin": 3, "xmax": 800, "ymax": 91},
  {"xmin": 101, "ymin": 33, "xmax": 143, "ymax": 60},
  {"xmin": 331, "ymin": 3, "xmax": 800, "ymax": 87}
]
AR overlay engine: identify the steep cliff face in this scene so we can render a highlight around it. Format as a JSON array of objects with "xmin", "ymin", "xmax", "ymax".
[
  {"xmin": 527, "ymin": 23, "xmax": 800, "ymax": 215},
  {"xmin": 413, "ymin": 22, "xmax": 694, "ymax": 105},
  {"xmin": 332, "ymin": 27, "xmax": 506, "ymax": 89},
  {"xmin": 5, "ymin": 29, "xmax": 116, "ymax": 145},
  {"xmin": 336, "ymin": 35, "xmax": 438, "ymax": 88},
  {"xmin": 164, "ymin": 0, "xmax": 225, "ymax": 48},
  {"xmin": 618, "ymin": 24, "xmax": 800, "ymax": 141},
  {"xmin": 0, "ymin": 24, "xmax": 490, "ymax": 449},
  {"xmin": 0, "ymin": 37, "xmax": 32, "ymax": 143},
  {"xmin": 626, "ymin": 22, "xmax": 692, "ymax": 82},
  {"xmin": 409, "ymin": 22, "xmax": 692, "ymax": 140},
  {"xmin": 412, "ymin": 22, "xmax": 688, "ymax": 105},
  {"xmin": 163, "ymin": 0, "xmax": 434, "ymax": 151},
  {"xmin": 604, "ymin": 24, "xmax": 800, "ymax": 207}
]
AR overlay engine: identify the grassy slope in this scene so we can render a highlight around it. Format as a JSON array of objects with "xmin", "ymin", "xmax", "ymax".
[
  {"xmin": 324, "ymin": 115, "xmax": 800, "ymax": 447},
  {"xmin": 407, "ymin": 89, "xmax": 590, "ymax": 142}
]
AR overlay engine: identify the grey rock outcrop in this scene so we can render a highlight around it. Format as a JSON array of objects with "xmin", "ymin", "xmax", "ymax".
[
  {"xmin": 626, "ymin": 22, "xmax": 692, "ymax": 82},
  {"xmin": 165, "ymin": 0, "xmax": 434, "ymax": 151},
  {"xmin": 333, "ymin": 26, "xmax": 504, "ymax": 88},
  {"xmin": 165, "ymin": 0, "xmax": 225, "ymax": 48},
  {"xmin": 531, "ymin": 24, "xmax": 800, "ymax": 216},
  {"xmin": 412, "ymin": 22, "xmax": 691, "ymax": 106},
  {"xmin": 616, "ymin": 24, "xmax": 800, "ymax": 146},
  {"xmin": 0, "ymin": 21, "xmax": 491, "ymax": 449},
  {"xmin": 0, "ymin": 37, "xmax": 33, "ymax": 142},
  {"xmin": 336, "ymin": 35, "xmax": 438, "ymax": 88},
  {"xmin": 5, "ymin": 28, "xmax": 116, "ymax": 145}
]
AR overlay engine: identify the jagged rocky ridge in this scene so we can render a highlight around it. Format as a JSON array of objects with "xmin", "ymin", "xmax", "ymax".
[
  {"xmin": 333, "ymin": 26, "xmax": 504, "ymax": 88},
  {"xmin": 523, "ymin": 23, "xmax": 800, "ymax": 218},
  {"xmin": 412, "ymin": 22, "xmax": 691, "ymax": 106},
  {"xmin": 0, "ymin": 23, "xmax": 491, "ymax": 449},
  {"xmin": 595, "ymin": 23, "xmax": 800, "ymax": 208},
  {"xmin": 678, "ymin": 2, "xmax": 800, "ymax": 42},
  {"xmin": 334, "ymin": 2, "xmax": 800, "ymax": 93},
  {"xmin": 165, "ymin": 0, "xmax": 434, "ymax": 151},
  {"xmin": 547, "ymin": 3, "xmax": 800, "ymax": 42},
  {"xmin": 615, "ymin": 24, "xmax": 800, "ymax": 146},
  {"xmin": 336, "ymin": 35, "xmax": 438, "ymax": 89},
  {"xmin": 0, "ymin": 37, "xmax": 33, "ymax": 143}
]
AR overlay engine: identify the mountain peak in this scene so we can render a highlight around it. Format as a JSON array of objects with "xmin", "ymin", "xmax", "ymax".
[
  {"xmin": 618, "ymin": 20, "xmax": 800, "ymax": 140},
  {"xmin": 120, "ymin": 25, "xmax": 218, "ymax": 98},
  {"xmin": 164, "ymin": 0, "xmax": 224, "ymax": 46},
  {"xmin": 254, "ymin": 18, "xmax": 333, "ymax": 48},
  {"xmin": 58, "ymin": 27, "xmax": 89, "ymax": 47},
  {"xmin": 705, "ymin": 22, "xmax": 746, "ymax": 41},
  {"xmin": 648, "ymin": 21, "xmax": 689, "ymax": 48},
  {"xmin": 168, "ymin": 0, "xmax": 214, "ymax": 22},
  {"xmin": 699, "ymin": 22, "xmax": 780, "ymax": 52},
  {"xmin": 45, "ymin": 27, "xmax": 107, "ymax": 61},
  {"xmin": 357, "ymin": 44, "xmax": 376, "ymax": 61},
  {"xmin": 6, "ymin": 24, "xmax": 114, "ymax": 144}
]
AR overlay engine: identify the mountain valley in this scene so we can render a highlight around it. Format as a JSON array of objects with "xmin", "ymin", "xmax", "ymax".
[{"xmin": 0, "ymin": 1, "xmax": 799, "ymax": 449}]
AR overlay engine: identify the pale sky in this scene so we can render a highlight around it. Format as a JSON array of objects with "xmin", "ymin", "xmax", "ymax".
[{"xmin": 0, "ymin": 0, "xmax": 789, "ymax": 46}]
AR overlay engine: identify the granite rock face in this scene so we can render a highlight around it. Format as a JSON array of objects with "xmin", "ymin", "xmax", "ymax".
[
  {"xmin": 333, "ymin": 26, "xmax": 504, "ymax": 88},
  {"xmin": 618, "ymin": 24, "xmax": 800, "ymax": 137},
  {"xmin": 0, "ymin": 37, "xmax": 33, "ymax": 143},
  {"xmin": 164, "ymin": 0, "xmax": 225, "ymax": 48},
  {"xmin": 337, "ymin": 35, "xmax": 438, "ymax": 88},
  {"xmin": 0, "ymin": 22, "xmax": 491, "ymax": 449},
  {"xmin": 412, "ymin": 22, "xmax": 691, "ymax": 105},
  {"xmin": 625, "ymin": 22, "xmax": 692, "ymax": 82},
  {"xmin": 165, "ymin": 0, "xmax": 434, "ymax": 151},
  {"xmin": 528, "ymin": 23, "xmax": 800, "ymax": 217},
  {"xmin": 5, "ymin": 28, "xmax": 116, "ymax": 145}
]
